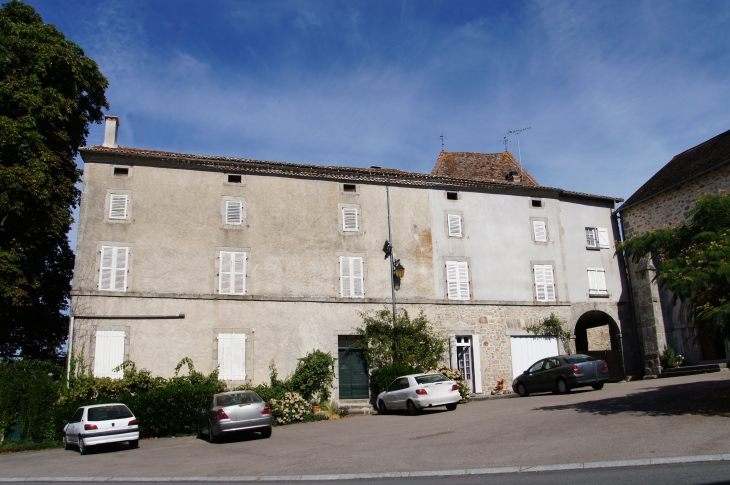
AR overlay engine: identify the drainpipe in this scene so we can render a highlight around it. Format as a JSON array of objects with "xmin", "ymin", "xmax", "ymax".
[
  {"xmin": 615, "ymin": 210, "xmax": 640, "ymax": 379},
  {"xmin": 66, "ymin": 316, "xmax": 75, "ymax": 388}
]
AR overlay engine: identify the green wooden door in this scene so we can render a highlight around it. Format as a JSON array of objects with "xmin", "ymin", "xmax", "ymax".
[{"xmin": 338, "ymin": 335, "xmax": 368, "ymax": 399}]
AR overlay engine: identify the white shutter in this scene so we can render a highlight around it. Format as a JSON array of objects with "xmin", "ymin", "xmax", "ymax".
[
  {"xmin": 340, "ymin": 257, "xmax": 364, "ymax": 298},
  {"xmin": 109, "ymin": 194, "xmax": 128, "ymax": 220},
  {"xmin": 219, "ymin": 252, "xmax": 246, "ymax": 294},
  {"xmin": 544, "ymin": 265, "xmax": 556, "ymax": 301},
  {"xmin": 352, "ymin": 257, "xmax": 364, "ymax": 297},
  {"xmin": 114, "ymin": 247, "xmax": 128, "ymax": 291},
  {"xmin": 94, "ymin": 330, "xmax": 125, "ymax": 379},
  {"xmin": 534, "ymin": 264, "xmax": 555, "ymax": 302},
  {"xmin": 446, "ymin": 261, "xmax": 469, "ymax": 300},
  {"xmin": 533, "ymin": 221, "xmax": 547, "ymax": 242},
  {"xmin": 588, "ymin": 268, "xmax": 599, "ymax": 293},
  {"xmin": 457, "ymin": 261, "xmax": 469, "ymax": 299},
  {"xmin": 225, "ymin": 201, "xmax": 242, "ymax": 225},
  {"xmin": 588, "ymin": 268, "xmax": 607, "ymax": 295},
  {"xmin": 342, "ymin": 208, "xmax": 358, "ymax": 232},
  {"xmin": 99, "ymin": 247, "xmax": 114, "ymax": 290},
  {"xmin": 99, "ymin": 246, "xmax": 127, "ymax": 291},
  {"xmin": 597, "ymin": 228, "xmax": 610, "ymax": 249},
  {"xmin": 472, "ymin": 334, "xmax": 483, "ymax": 394},
  {"xmin": 218, "ymin": 333, "xmax": 246, "ymax": 380},
  {"xmin": 585, "ymin": 228, "xmax": 598, "ymax": 247},
  {"xmin": 219, "ymin": 252, "xmax": 231, "ymax": 294},
  {"xmin": 340, "ymin": 256, "xmax": 351, "ymax": 297},
  {"xmin": 596, "ymin": 268, "xmax": 607, "ymax": 293},
  {"xmin": 447, "ymin": 214, "xmax": 462, "ymax": 237}
]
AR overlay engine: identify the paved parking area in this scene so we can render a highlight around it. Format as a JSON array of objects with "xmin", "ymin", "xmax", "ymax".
[{"xmin": 1, "ymin": 373, "xmax": 729, "ymax": 478}]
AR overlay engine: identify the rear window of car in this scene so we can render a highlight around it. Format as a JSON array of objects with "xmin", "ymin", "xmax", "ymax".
[
  {"xmin": 216, "ymin": 392, "xmax": 262, "ymax": 407},
  {"xmin": 563, "ymin": 355, "xmax": 596, "ymax": 364},
  {"xmin": 87, "ymin": 405, "xmax": 133, "ymax": 421},
  {"xmin": 415, "ymin": 374, "xmax": 450, "ymax": 384}
]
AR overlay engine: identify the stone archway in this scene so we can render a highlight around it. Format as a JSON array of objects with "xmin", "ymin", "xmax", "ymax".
[{"xmin": 572, "ymin": 309, "xmax": 624, "ymax": 381}]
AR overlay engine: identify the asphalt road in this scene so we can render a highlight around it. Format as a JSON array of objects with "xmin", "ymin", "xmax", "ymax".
[{"xmin": 1, "ymin": 373, "xmax": 729, "ymax": 480}]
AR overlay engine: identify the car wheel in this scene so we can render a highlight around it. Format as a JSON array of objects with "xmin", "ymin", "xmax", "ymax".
[
  {"xmin": 406, "ymin": 400, "xmax": 419, "ymax": 416},
  {"xmin": 129, "ymin": 439, "xmax": 139, "ymax": 449},
  {"xmin": 78, "ymin": 435, "xmax": 88, "ymax": 455},
  {"xmin": 445, "ymin": 403, "xmax": 457, "ymax": 411},
  {"xmin": 208, "ymin": 421, "xmax": 216, "ymax": 443},
  {"xmin": 378, "ymin": 400, "xmax": 388, "ymax": 415},
  {"xmin": 555, "ymin": 378, "xmax": 570, "ymax": 395},
  {"xmin": 516, "ymin": 383, "xmax": 528, "ymax": 397},
  {"xmin": 591, "ymin": 382, "xmax": 604, "ymax": 391},
  {"xmin": 260, "ymin": 426, "xmax": 272, "ymax": 439}
]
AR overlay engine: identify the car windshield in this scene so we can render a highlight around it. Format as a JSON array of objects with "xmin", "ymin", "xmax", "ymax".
[
  {"xmin": 87, "ymin": 405, "xmax": 133, "ymax": 421},
  {"xmin": 563, "ymin": 355, "xmax": 596, "ymax": 364},
  {"xmin": 216, "ymin": 392, "xmax": 262, "ymax": 407},
  {"xmin": 415, "ymin": 374, "xmax": 450, "ymax": 384}
]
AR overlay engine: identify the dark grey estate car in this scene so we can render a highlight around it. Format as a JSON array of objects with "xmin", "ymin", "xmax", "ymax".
[{"xmin": 512, "ymin": 354, "xmax": 610, "ymax": 397}]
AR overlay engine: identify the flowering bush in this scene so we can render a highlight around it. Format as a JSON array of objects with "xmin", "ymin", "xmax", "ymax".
[
  {"xmin": 269, "ymin": 392, "xmax": 311, "ymax": 425},
  {"xmin": 662, "ymin": 346, "xmax": 683, "ymax": 368},
  {"xmin": 437, "ymin": 365, "xmax": 470, "ymax": 402}
]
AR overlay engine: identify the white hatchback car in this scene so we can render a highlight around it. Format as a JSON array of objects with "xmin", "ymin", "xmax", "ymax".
[
  {"xmin": 63, "ymin": 403, "xmax": 139, "ymax": 455},
  {"xmin": 376, "ymin": 373, "xmax": 461, "ymax": 415}
]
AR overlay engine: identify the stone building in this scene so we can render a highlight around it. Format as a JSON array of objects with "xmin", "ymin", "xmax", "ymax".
[
  {"xmin": 617, "ymin": 129, "xmax": 730, "ymax": 377},
  {"xmin": 69, "ymin": 117, "xmax": 632, "ymax": 401}
]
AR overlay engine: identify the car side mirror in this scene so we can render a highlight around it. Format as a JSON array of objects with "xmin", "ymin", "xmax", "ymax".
[
  {"xmin": 196, "ymin": 408, "xmax": 206, "ymax": 414},
  {"xmin": 63, "ymin": 420, "xmax": 69, "ymax": 424}
]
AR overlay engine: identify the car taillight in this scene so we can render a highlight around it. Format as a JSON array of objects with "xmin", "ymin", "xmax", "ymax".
[
  {"xmin": 415, "ymin": 389, "xmax": 428, "ymax": 395},
  {"xmin": 84, "ymin": 424, "xmax": 98, "ymax": 430},
  {"xmin": 603, "ymin": 361, "xmax": 609, "ymax": 371},
  {"xmin": 128, "ymin": 419, "xmax": 138, "ymax": 426},
  {"xmin": 451, "ymin": 384, "xmax": 459, "ymax": 391},
  {"xmin": 215, "ymin": 409, "xmax": 229, "ymax": 421},
  {"xmin": 573, "ymin": 365, "xmax": 580, "ymax": 375},
  {"xmin": 262, "ymin": 404, "xmax": 271, "ymax": 415}
]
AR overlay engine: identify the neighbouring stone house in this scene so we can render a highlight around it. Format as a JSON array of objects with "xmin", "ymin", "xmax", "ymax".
[
  {"xmin": 70, "ymin": 117, "xmax": 633, "ymax": 401},
  {"xmin": 617, "ymin": 129, "xmax": 730, "ymax": 377}
]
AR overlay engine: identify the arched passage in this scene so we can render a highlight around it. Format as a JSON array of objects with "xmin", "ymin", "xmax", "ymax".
[{"xmin": 574, "ymin": 310, "xmax": 624, "ymax": 381}]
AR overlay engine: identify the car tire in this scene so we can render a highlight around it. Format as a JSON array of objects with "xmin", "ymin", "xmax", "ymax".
[
  {"xmin": 555, "ymin": 378, "xmax": 570, "ymax": 395},
  {"xmin": 406, "ymin": 400, "xmax": 419, "ymax": 416},
  {"xmin": 260, "ymin": 426, "xmax": 272, "ymax": 439},
  {"xmin": 378, "ymin": 400, "xmax": 388, "ymax": 415},
  {"xmin": 591, "ymin": 382, "xmax": 604, "ymax": 391},
  {"xmin": 446, "ymin": 403, "xmax": 457, "ymax": 411},
  {"xmin": 208, "ymin": 421, "xmax": 216, "ymax": 443},
  {"xmin": 78, "ymin": 436, "xmax": 88, "ymax": 455},
  {"xmin": 516, "ymin": 383, "xmax": 528, "ymax": 397},
  {"xmin": 129, "ymin": 439, "xmax": 139, "ymax": 449}
]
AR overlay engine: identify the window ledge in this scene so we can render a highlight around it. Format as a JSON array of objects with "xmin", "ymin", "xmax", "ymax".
[
  {"xmin": 589, "ymin": 292, "xmax": 610, "ymax": 298},
  {"xmin": 586, "ymin": 246, "xmax": 601, "ymax": 251}
]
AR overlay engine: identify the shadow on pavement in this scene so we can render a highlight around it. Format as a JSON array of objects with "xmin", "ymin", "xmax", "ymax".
[{"xmin": 531, "ymin": 378, "xmax": 730, "ymax": 417}]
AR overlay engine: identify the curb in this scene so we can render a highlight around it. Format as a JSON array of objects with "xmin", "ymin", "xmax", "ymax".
[{"xmin": 1, "ymin": 453, "xmax": 728, "ymax": 481}]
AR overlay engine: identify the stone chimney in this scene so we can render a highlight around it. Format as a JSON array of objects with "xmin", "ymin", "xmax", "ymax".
[{"xmin": 102, "ymin": 116, "xmax": 119, "ymax": 148}]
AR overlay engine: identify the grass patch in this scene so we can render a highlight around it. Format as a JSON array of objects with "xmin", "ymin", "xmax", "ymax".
[{"xmin": 0, "ymin": 440, "xmax": 63, "ymax": 453}]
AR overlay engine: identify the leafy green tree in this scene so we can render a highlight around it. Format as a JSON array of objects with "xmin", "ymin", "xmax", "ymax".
[
  {"xmin": 526, "ymin": 313, "xmax": 573, "ymax": 354},
  {"xmin": 0, "ymin": 0, "xmax": 108, "ymax": 359},
  {"xmin": 356, "ymin": 308, "xmax": 448, "ymax": 371},
  {"xmin": 618, "ymin": 193, "xmax": 730, "ymax": 341}
]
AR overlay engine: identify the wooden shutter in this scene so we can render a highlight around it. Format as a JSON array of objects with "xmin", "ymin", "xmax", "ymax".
[
  {"xmin": 218, "ymin": 333, "xmax": 246, "ymax": 380},
  {"xmin": 225, "ymin": 201, "xmax": 242, "ymax": 225},
  {"xmin": 94, "ymin": 330, "xmax": 125, "ymax": 379},
  {"xmin": 534, "ymin": 264, "xmax": 555, "ymax": 302},
  {"xmin": 587, "ymin": 268, "xmax": 599, "ymax": 293},
  {"xmin": 585, "ymin": 228, "xmax": 598, "ymax": 247},
  {"xmin": 219, "ymin": 251, "xmax": 246, "ymax": 294},
  {"xmin": 340, "ymin": 257, "xmax": 364, "ymax": 298},
  {"xmin": 99, "ymin": 246, "xmax": 128, "ymax": 291},
  {"xmin": 588, "ymin": 268, "xmax": 607, "ymax": 295},
  {"xmin": 446, "ymin": 261, "xmax": 469, "ymax": 300},
  {"xmin": 342, "ymin": 208, "xmax": 358, "ymax": 231},
  {"xmin": 448, "ymin": 214, "xmax": 462, "ymax": 237},
  {"xmin": 109, "ymin": 194, "xmax": 128, "ymax": 220},
  {"xmin": 352, "ymin": 257, "xmax": 364, "ymax": 297},
  {"xmin": 544, "ymin": 265, "xmax": 556, "ymax": 301},
  {"xmin": 533, "ymin": 221, "xmax": 547, "ymax": 242},
  {"xmin": 597, "ymin": 228, "xmax": 610, "ymax": 249}
]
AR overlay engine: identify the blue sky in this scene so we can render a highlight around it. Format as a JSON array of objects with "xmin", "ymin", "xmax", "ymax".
[{"xmin": 23, "ymin": 0, "xmax": 730, "ymax": 245}]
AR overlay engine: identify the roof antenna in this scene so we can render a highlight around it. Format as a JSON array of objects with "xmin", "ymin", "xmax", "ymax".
[
  {"xmin": 507, "ymin": 127, "xmax": 531, "ymax": 180},
  {"xmin": 439, "ymin": 133, "xmax": 447, "ymax": 151},
  {"xmin": 501, "ymin": 135, "xmax": 510, "ymax": 152}
]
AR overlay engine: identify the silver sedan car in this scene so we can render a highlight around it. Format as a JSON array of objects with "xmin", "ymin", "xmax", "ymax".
[
  {"xmin": 376, "ymin": 373, "xmax": 461, "ymax": 416},
  {"xmin": 197, "ymin": 391, "xmax": 272, "ymax": 442},
  {"xmin": 62, "ymin": 403, "xmax": 139, "ymax": 455}
]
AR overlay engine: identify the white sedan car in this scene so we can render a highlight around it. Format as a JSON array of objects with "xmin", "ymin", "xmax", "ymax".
[
  {"xmin": 376, "ymin": 373, "xmax": 461, "ymax": 415},
  {"xmin": 63, "ymin": 403, "xmax": 139, "ymax": 455}
]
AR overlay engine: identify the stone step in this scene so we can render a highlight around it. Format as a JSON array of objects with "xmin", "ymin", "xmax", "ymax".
[
  {"xmin": 338, "ymin": 399, "xmax": 374, "ymax": 415},
  {"xmin": 658, "ymin": 362, "xmax": 727, "ymax": 378}
]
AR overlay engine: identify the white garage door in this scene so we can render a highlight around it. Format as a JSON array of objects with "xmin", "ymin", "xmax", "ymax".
[{"xmin": 510, "ymin": 336, "xmax": 559, "ymax": 379}]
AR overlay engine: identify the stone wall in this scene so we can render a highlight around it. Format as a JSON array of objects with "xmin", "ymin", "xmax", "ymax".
[{"xmin": 586, "ymin": 326, "xmax": 611, "ymax": 351}]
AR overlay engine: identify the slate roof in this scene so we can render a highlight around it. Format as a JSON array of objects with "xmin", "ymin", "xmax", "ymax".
[
  {"xmin": 79, "ymin": 145, "xmax": 621, "ymax": 202},
  {"xmin": 431, "ymin": 151, "xmax": 540, "ymax": 186},
  {"xmin": 619, "ymin": 129, "xmax": 730, "ymax": 211}
]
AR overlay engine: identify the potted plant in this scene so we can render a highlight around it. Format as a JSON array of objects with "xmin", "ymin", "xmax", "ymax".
[
  {"xmin": 496, "ymin": 378, "xmax": 505, "ymax": 391},
  {"xmin": 662, "ymin": 345, "xmax": 683, "ymax": 368}
]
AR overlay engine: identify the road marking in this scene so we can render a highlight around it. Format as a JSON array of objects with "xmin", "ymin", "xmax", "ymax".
[{"xmin": 1, "ymin": 454, "xmax": 729, "ymax": 482}]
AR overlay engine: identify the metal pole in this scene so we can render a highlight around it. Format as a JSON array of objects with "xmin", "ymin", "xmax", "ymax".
[
  {"xmin": 66, "ymin": 316, "xmax": 75, "ymax": 388},
  {"xmin": 386, "ymin": 181, "xmax": 396, "ymax": 326}
]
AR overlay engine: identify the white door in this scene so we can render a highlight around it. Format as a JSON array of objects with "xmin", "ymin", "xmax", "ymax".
[{"xmin": 510, "ymin": 336, "xmax": 559, "ymax": 379}]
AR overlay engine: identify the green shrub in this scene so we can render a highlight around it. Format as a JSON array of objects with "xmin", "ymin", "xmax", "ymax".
[
  {"xmin": 288, "ymin": 350, "xmax": 336, "ymax": 403},
  {"xmin": 370, "ymin": 364, "xmax": 423, "ymax": 395},
  {"xmin": 662, "ymin": 346, "xmax": 683, "ymax": 368}
]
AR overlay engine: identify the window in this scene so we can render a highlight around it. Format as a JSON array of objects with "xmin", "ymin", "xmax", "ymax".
[
  {"xmin": 218, "ymin": 333, "xmax": 246, "ymax": 380},
  {"xmin": 446, "ymin": 261, "xmax": 470, "ymax": 300},
  {"xmin": 532, "ymin": 221, "xmax": 547, "ymax": 242},
  {"xmin": 113, "ymin": 166, "xmax": 129, "ymax": 177},
  {"xmin": 99, "ymin": 246, "xmax": 128, "ymax": 291},
  {"xmin": 227, "ymin": 174, "xmax": 242, "ymax": 184},
  {"xmin": 529, "ymin": 360, "xmax": 544, "ymax": 373},
  {"xmin": 94, "ymin": 330, "xmax": 125, "ymax": 378},
  {"xmin": 219, "ymin": 251, "xmax": 246, "ymax": 294},
  {"xmin": 446, "ymin": 191, "xmax": 459, "ymax": 200},
  {"xmin": 109, "ymin": 194, "xmax": 128, "ymax": 220},
  {"xmin": 588, "ymin": 268, "xmax": 608, "ymax": 296},
  {"xmin": 531, "ymin": 199, "xmax": 543, "ymax": 208},
  {"xmin": 533, "ymin": 264, "xmax": 556, "ymax": 302},
  {"xmin": 343, "ymin": 184, "xmax": 357, "ymax": 192},
  {"xmin": 225, "ymin": 201, "xmax": 243, "ymax": 225},
  {"xmin": 447, "ymin": 214, "xmax": 462, "ymax": 237},
  {"xmin": 342, "ymin": 208, "xmax": 358, "ymax": 231},
  {"xmin": 340, "ymin": 256, "xmax": 364, "ymax": 298},
  {"xmin": 586, "ymin": 227, "xmax": 610, "ymax": 249}
]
